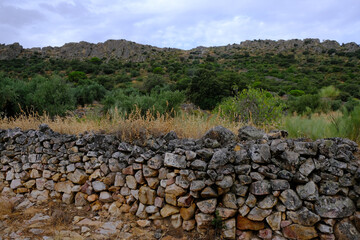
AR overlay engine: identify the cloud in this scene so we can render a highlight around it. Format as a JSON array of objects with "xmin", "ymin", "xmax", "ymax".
[{"xmin": 0, "ymin": 0, "xmax": 359, "ymax": 49}]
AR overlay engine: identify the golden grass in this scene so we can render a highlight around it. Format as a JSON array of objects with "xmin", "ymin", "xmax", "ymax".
[{"xmin": 0, "ymin": 108, "xmax": 247, "ymax": 141}]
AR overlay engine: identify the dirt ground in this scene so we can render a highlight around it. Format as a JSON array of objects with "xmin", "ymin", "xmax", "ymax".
[{"xmin": 0, "ymin": 196, "xmax": 219, "ymax": 240}]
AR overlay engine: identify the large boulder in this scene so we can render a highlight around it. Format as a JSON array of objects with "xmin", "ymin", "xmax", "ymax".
[{"xmin": 202, "ymin": 126, "xmax": 235, "ymax": 145}]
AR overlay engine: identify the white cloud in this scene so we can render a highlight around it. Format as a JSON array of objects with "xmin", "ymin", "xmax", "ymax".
[{"xmin": 0, "ymin": 0, "xmax": 359, "ymax": 49}]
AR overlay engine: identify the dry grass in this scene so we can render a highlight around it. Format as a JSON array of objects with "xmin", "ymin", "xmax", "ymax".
[{"xmin": 0, "ymin": 108, "xmax": 247, "ymax": 141}]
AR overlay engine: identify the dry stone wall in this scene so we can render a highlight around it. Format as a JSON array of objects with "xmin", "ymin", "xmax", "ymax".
[{"xmin": 1, "ymin": 125, "xmax": 360, "ymax": 239}]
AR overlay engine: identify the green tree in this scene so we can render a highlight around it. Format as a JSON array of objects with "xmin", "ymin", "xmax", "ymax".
[{"xmin": 189, "ymin": 69, "xmax": 227, "ymax": 109}]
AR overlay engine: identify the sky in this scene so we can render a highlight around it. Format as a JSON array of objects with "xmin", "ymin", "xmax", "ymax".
[{"xmin": 1, "ymin": 0, "xmax": 359, "ymax": 50}]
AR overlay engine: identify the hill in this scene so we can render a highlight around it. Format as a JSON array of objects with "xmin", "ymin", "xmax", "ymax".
[{"xmin": 0, "ymin": 38, "xmax": 360, "ymax": 121}]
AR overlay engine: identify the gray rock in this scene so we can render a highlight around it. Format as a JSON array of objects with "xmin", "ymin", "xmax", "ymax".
[
  {"xmin": 279, "ymin": 189, "xmax": 302, "ymax": 210},
  {"xmin": 175, "ymin": 175, "xmax": 190, "ymax": 189},
  {"xmin": 294, "ymin": 142, "xmax": 318, "ymax": 156},
  {"xmin": 234, "ymin": 165, "xmax": 251, "ymax": 175},
  {"xmin": 238, "ymin": 126, "xmax": 266, "ymax": 141},
  {"xmin": 197, "ymin": 198, "xmax": 217, "ymax": 214},
  {"xmin": 148, "ymin": 155, "xmax": 163, "ymax": 170},
  {"xmin": 208, "ymin": 149, "xmax": 229, "ymax": 169},
  {"xmin": 249, "ymin": 144, "xmax": 271, "ymax": 163},
  {"xmin": 319, "ymin": 181, "xmax": 340, "ymax": 195},
  {"xmin": 250, "ymin": 180, "xmax": 271, "ymax": 195},
  {"xmin": 296, "ymin": 181, "xmax": 319, "ymax": 201},
  {"xmin": 164, "ymin": 153, "xmax": 186, "ymax": 169},
  {"xmin": 232, "ymin": 184, "xmax": 248, "ymax": 197},
  {"xmin": 215, "ymin": 175, "xmax": 233, "ymax": 189},
  {"xmin": 203, "ymin": 126, "xmax": 235, "ymax": 145},
  {"xmin": 258, "ymin": 195, "xmax": 278, "ymax": 209},
  {"xmin": 247, "ymin": 207, "xmax": 272, "ymax": 221},
  {"xmin": 299, "ymin": 158, "xmax": 315, "ymax": 176},
  {"xmin": 190, "ymin": 180, "xmax": 206, "ymax": 192},
  {"xmin": 99, "ymin": 191, "xmax": 113, "ymax": 202},
  {"xmin": 92, "ymin": 181, "xmax": 107, "ymax": 192},
  {"xmin": 190, "ymin": 160, "xmax": 207, "ymax": 171},
  {"xmin": 334, "ymin": 220, "xmax": 360, "ymax": 240},
  {"xmin": 287, "ymin": 207, "xmax": 321, "ymax": 226},
  {"xmin": 271, "ymin": 179, "xmax": 290, "ymax": 191},
  {"xmin": 315, "ymin": 196, "xmax": 355, "ymax": 218}
]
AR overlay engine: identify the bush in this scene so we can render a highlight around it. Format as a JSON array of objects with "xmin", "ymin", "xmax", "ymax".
[
  {"xmin": 215, "ymin": 87, "xmax": 284, "ymax": 125},
  {"xmin": 74, "ymin": 81, "xmax": 107, "ymax": 106},
  {"xmin": 289, "ymin": 90, "xmax": 305, "ymax": 96},
  {"xmin": 288, "ymin": 94, "xmax": 320, "ymax": 114},
  {"xmin": 25, "ymin": 75, "xmax": 75, "ymax": 116},
  {"xmin": 103, "ymin": 87, "xmax": 185, "ymax": 115},
  {"xmin": 68, "ymin": 71, "xmax": 87, "ymax": 84},
  {"xmin": 142, "ymin": 74, "xmax": 166, "ymax": 93}
]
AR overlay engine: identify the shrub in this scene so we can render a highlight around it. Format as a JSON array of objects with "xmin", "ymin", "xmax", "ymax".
[
  {"xmin": 289, "ymin": 90, "xmax": 305, "ymax": 96},
  {"xmin": 215, "ymin": 87, "xmax": 284, "ymax": 125},
  {"xmin": 142, "ymin": 74, "xmax": 166, "ymax": 93},
  {"xmin": 103, "ymin": 87, "xmax": 185, "ymax": 116},
  {"xmin": 288, "ymin": 94, "xmax": 320, "ymax": 114},
  {"xmin": 68, "ymin": 71, "xmax": 87, "ymax": 84}
]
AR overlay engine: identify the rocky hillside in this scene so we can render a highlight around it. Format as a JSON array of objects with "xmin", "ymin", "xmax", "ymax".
[
  {"xmin": 1, "ymin": 38, "xmax": 359, "ymax": 61},
  {"xmin": 0, "ymin": 39, "xmax": 180, "ymax": 62}
]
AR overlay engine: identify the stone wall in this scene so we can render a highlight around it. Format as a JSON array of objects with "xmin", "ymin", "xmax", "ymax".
[{"xmin": 1, "ymin": 125, "xmax": 360, "ymax": 239}]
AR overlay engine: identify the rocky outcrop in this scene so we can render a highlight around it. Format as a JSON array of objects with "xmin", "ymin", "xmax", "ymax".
[
  {"xmin": 0, "ymin": 39, "xmax": 179, "ymax": 61},
  {"xmin": 1, "ymin": 125, "xmax": 360, "ymax": 239},
  {"xmin": 1, "ymin": 38, "xmax": 359, "ymax": 61}
]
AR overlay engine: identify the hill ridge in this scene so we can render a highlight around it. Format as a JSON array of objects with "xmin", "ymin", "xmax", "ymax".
[{"xmin": 1, "ymin": 38, "xmax": 359, "ymax": 61}]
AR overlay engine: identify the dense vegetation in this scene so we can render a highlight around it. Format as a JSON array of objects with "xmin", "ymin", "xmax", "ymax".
[{"xmin": 1, "ymin": 45, "xmax": 359, "ymax": 139}]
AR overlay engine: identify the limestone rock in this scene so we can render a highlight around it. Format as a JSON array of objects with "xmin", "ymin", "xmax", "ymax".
[
  {"xmin": 139, "ymin": 186, "xmax": 156, "ymax": 205},
  {"xmin": 160, "ymin": 204, "xmax": 179, "ymax": 218}
]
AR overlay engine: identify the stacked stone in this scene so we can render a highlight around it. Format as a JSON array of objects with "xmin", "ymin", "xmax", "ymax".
[{"xmin": 1, "ymin": 125, "xmax": 360, "ymax": 239}]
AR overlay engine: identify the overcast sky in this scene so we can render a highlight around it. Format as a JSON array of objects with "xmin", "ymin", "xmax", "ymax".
[{"xmin": 1, "ymin": 0, "xmax": 359, "ymax": 50}]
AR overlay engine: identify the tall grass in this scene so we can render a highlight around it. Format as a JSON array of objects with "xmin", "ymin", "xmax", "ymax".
[{"xmin": 283, "ymin": 107, "xmax": 360, "ymax": 143}]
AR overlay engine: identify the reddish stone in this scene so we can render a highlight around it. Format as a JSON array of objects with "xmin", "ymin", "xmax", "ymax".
[
  {"xmin": 258, "ymin": 228, "xmax": 272, "ymax": 239},
  {"xmin": 281, "ymin": 220, "xmax": 292, "ymax": 228},
  {"xmin": 282, "ymin": 224, "xmax": 318, "ymax": 240},
  {"xmin": 122, "ymin": 166, "xmax": 134, "ymax": 175},
  {"xmin": 236, "ymin": 216, "xmax": 265, "ymax": 231},
  {"xmin": 320, "ymin": 234, "xmax": 336, "ymax": 240}
]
